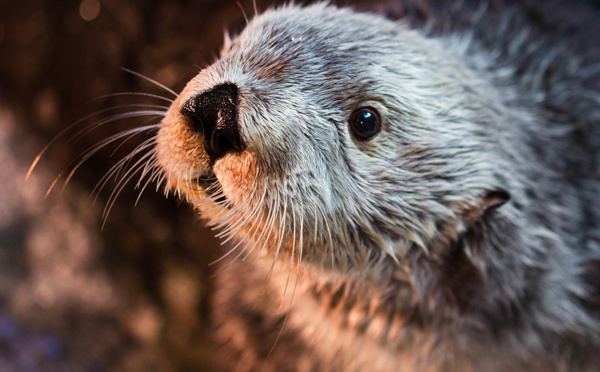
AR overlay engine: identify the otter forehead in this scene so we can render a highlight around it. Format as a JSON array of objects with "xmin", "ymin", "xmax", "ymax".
[
  {"xmin": 211, "ymin": 5, "xmax": 414, "ymax": 102},
  {"xmin": 178, "ymin": 3, "xmax": 479, "ymax": 134},
  {"xmin": 210, "ymin": 4, "xmax": 482, "ymax": 129},
  {"xmin": 229, "ymin": 4, "xmax": 400, "ymax": 63}
]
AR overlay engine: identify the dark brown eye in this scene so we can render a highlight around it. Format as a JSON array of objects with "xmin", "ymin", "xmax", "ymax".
[{"xmin": 349, "ymin": 107, "xmax": 381, "ymax": 140}]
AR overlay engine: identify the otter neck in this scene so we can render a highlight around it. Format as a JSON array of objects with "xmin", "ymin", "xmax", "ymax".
[{"xmin": 304, "ymin": 211, "xmax": 547, "ymax": 336}]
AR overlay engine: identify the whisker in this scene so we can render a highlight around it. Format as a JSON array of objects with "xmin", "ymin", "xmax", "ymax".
[
  {"xmin": 121, "ymin": 67, "xmax": 178, "ymax": 97},
  {"xmin": 108, "ymin": 125, "xmax": 160, "ymax": 180},
  {"xmin": 60, "ymin": 125, "xmax": 160, "ymax": 195},
  {"xmin": 136, "ymin": 158, "xmax": 166, "ymax": 203},
  {"xmin": 311, "ymin": 199, "xmax": 322, "ymax": 265},
  {"xmin": 207, "ymin": 200, "xmax": 262, "ymax": 271},
  {"xmin": 254, "ymin": 188, "xmax": 288, "ymax": 315},
  {"xmin": 251, "ymin": 194, "xmax": 278, "ymax": 307},
  {"xmin": 155, "ymin": 171, "xmax": 168, "ymax": 194},
  {"xmin": 280, "ymin": 193, "xmax": 296, "ymax": 309},
  {"xmin": 236, "ymin": 1, "xmax": 249, "ymax": 24},
  {"xmin": 210, "ymin": 175, "xmax": 261, "ymax": 224},
  {"xmin": 212, "ymin": 189, "xmax": 257, "ymax": 235},
  {"xmin": 247, "ymin": 186, "xmax": 278, "ymax": 265},
  {"xmin": 68, "ymin": 111, "xmax": 165, "ymax": 144},
  {"xmin": 44, "ymin": 176, "xmax": 61, "ymax": 199},
  {"xmin": 316, "ymin": 202, "xmax": 335, "ymax": 270},
  {"xmin": 27, "ymin": 104, "xmax": 166, "ymax": 182},
  {"xmin": 43, "ymin": 124, "xmax": 158, "ymax": 197},
  {"xmin": 135, "ymin": 152, "xmax": 159, "ymax": 188},
  {"xmin": 264, "ymin": 187, "xmax": 288, "ymax": 285},
  {"xmin": 207, "ymin": 178, "xmax": 263, "ymax": 273},
  {"xmin": 90, "ymin": 92, "xmax": 174, "ymax": 104},
  {"xmin": 135, "ymin": 159, "xmax": 160, "ymax": 206},
  {"xmin": 210, "ymin": 183, "xmax": 267, "ymax": 273},
  {"xmin": 101, "ymin": 148, "xmax": 159, "ymax": 224},
  {"xmin": 298, "ymin": 197, "xmax": 304, "ymax": 271},
  {"xmin": 269, "ymin": 196, "xmax": 303, "ymax": 358},
  {"xmin": 214, "ymin": 183, "xmax": 264, "ymax": 249},
  {"xmin": 92, "ymin": 137, "xmax": 158, "ymax": 203}
]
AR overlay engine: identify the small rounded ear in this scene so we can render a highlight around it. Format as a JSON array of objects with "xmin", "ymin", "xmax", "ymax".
[
  {"xmin": 482, "ymin": 189, "xmax": 511, "ymax": 212},
  {"xmin": 460, "ymin": 188, "xmax": 511, "ymax": 222}
]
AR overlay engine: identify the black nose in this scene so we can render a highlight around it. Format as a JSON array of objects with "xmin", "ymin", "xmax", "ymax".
[{"xmin": 180, "ymin": 83, "xmax": 244, "ymax": 162}]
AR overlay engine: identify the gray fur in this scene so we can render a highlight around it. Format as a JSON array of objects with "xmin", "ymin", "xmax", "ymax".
[{"xmin": 156, "ymin": 3, "xmax": 600, "ymax": 371}]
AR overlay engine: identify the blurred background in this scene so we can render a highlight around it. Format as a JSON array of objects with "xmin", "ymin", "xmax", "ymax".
[{"xmin": 0, "ymin": 0, "xmax": 598, "ymax": 371}]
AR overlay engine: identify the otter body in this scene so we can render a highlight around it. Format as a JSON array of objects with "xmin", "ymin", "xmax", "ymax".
[{"xmin": 156, "ymin": 3, "xmax": 600, "ymax": 371}]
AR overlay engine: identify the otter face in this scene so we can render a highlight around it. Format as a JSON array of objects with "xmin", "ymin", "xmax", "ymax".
[{"xmin": 156, "ymin": 4, "xmax": 511, "ymax": 272}]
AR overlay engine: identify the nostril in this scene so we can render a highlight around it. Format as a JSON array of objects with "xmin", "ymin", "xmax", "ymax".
[
  {"xmin": 180, "ymin": 105, "xmax": 204, "ymax": 133},
  {"xmin": 212, "ymin": 132, "xmax": 235, "ymax": 159},
  {"xmin": 180, "ymin": 83, "xmax": 244, "ymax": 161}
]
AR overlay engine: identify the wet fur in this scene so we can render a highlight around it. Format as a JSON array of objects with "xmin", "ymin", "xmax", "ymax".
[{"xmin": 155, "ymin": 3, "xmax": 600, "ymax": 371}]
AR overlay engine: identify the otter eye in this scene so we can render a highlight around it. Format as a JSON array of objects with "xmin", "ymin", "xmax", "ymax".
[{"xmin": 349, "ymin": 107, "xmax": 381, "ymax": 140}]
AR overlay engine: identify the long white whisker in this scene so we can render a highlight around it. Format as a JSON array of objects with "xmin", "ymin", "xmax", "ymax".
[
  {"xmin": 280, "ymin": 188, "xmax": 296, "ymax": 308},
  {"xmin": 316, "ymin": 202, "xmax": 335, "ymax": 270},
  {"xmin": 213, "ymin": 191, "xmax": 259, "ymax": 238},
  {"xmin": 247, "ymin": 184, "xmax": 278, "ymax": 264},
  {"xmin": 210, "ymin": 176, "xmax": 261, "ymax": 228},
  {"xmin": 121, "ymin": 67, "xmax": 178, "ymax": 97},
  {"xmin": 91, "ymin": 91, "xmax": 174, "ymax": 104},
  {"xmin": 269, "ymin": 186, "xmax": 303, "ymax": 358},
  {"xmin": 68, "ymin": 111, "xmax": 165, "ymax": 144},
  {"xmin": 211, "ymin": 183, "xmax": 268, "ymax": 271},
  {"xmin": 207, "ymin": 187, "xmax": 264, "ymax": 272},
  {"xmin": 43, "ymin": 124, "xmax": 159, "ymax": 197},
  {"xmin": 135, "ymin": 159, "xmax": 160, "ymax": 205},
  {"xmin": 108, "ymin": 131, "xmax": 160, "ymax": 184},
  {"xmin": 264, "ymin": 186, "xmax": 288, "ymax": 284},
  {"xmin": 27, "ymin": 106, "xmax": 160, "ymax": 181},
  {"xmin": 101, "ymin": 148, "xmax": 158, "ymax": 224},
  {"xmin": 92, "ymin": 139, "xmax": 158, "ymax": 202},
  {"xmin": 62, "ymin": 125, "xmax": 159, "ymax": 194}
]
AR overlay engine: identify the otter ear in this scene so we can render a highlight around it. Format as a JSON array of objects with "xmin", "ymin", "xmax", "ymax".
[
  {"xmin": 481, "ymin": 189, "xmax": 511, "ymax": 212},
  {"xmin": 461, "ymin": 188, "xmax": 511, "ymax": 222}
]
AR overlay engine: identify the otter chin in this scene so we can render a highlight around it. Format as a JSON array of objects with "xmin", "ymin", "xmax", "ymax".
[{"xmin": 155, "ymin": 3, "xmax": 600, "ymax": 372}]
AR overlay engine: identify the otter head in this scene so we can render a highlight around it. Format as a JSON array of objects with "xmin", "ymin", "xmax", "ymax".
[{"xmin": 156, "ymin": 4, "xmax": 512, "ymax": 274}]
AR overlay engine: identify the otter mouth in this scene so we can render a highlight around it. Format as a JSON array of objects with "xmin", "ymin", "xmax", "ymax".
[
  {"xmin": 173, "ymin": 169, "xmax": 226, "ymax": 205},
  {"xmin": 195, "ymin": 172, "xmax": 219, "ymax": 190},
  {"xmin": 195, "ymin": 170, "xmax": 227, "ymax": 204}
]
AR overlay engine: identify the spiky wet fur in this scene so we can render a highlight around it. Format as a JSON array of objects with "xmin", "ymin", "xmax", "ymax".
[{"xmin": 155, "ymin": 3, "xmax": 600, "ymax": 371}]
